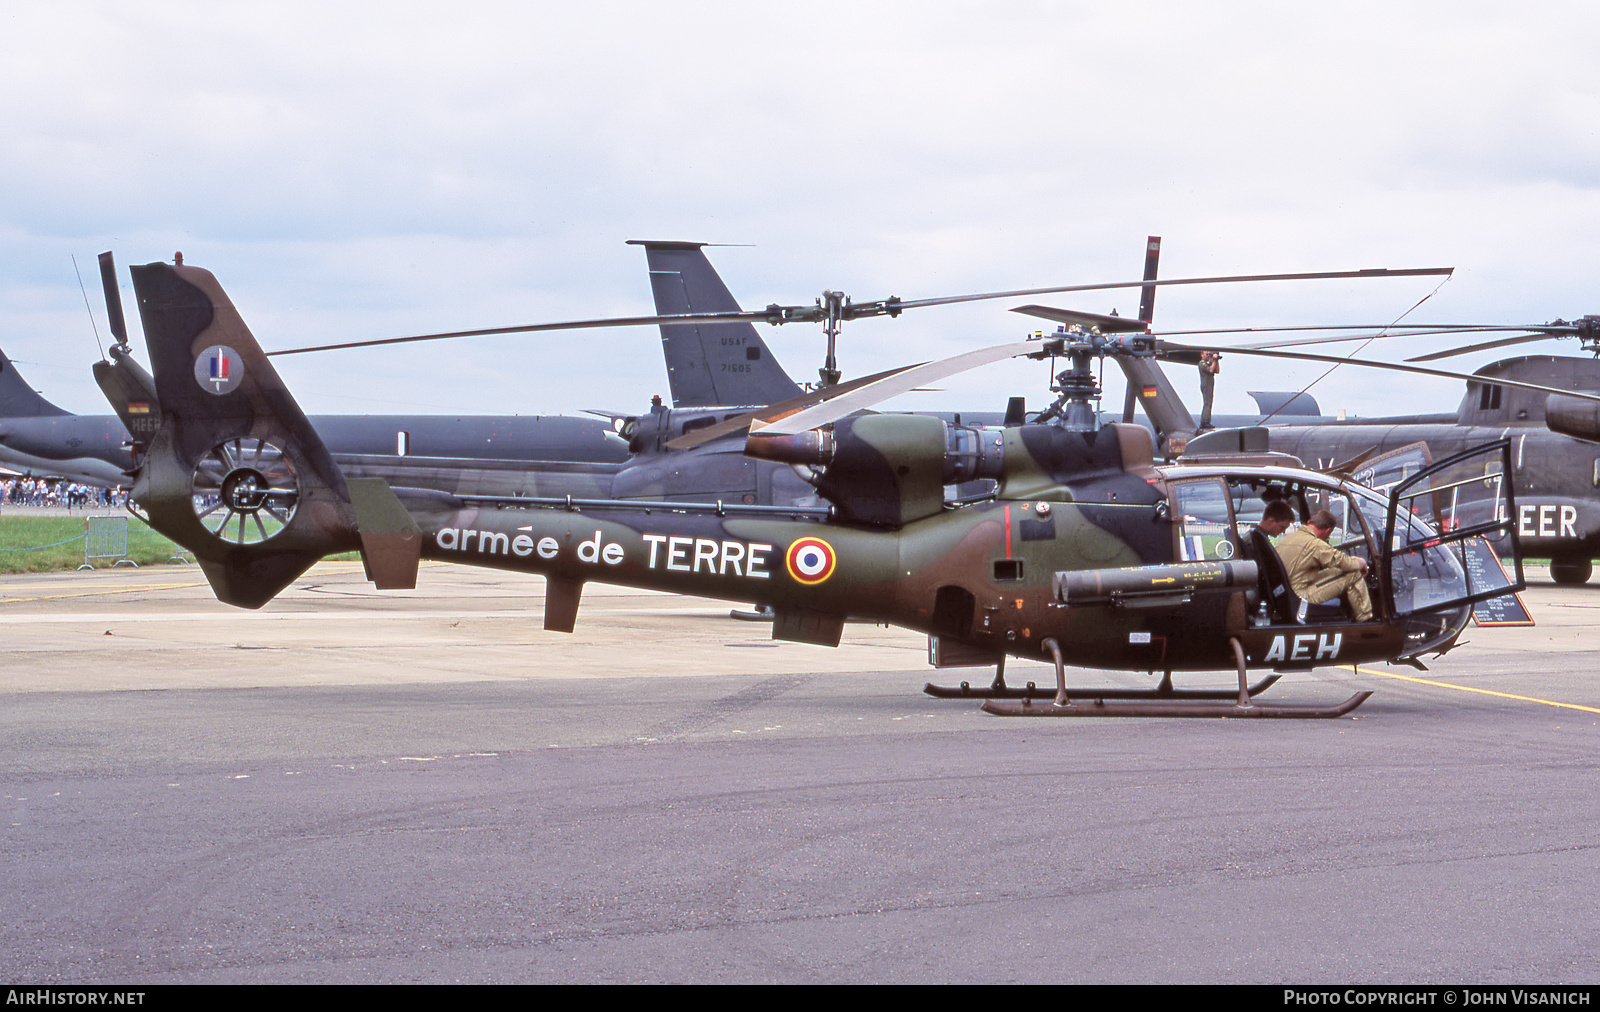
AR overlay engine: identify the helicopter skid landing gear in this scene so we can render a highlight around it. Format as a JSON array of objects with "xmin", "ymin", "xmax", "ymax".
[
  {"xmin": 980, "ymin": 638, "xmax": 1373, "ymax": 718},
  {"xmin": 923, "ymin": 669, "xmax": 1284, "ymax": 701}
]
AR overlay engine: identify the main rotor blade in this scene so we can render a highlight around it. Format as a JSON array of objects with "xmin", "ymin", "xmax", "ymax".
[
  {"xmin": 757, "ymin": 341, "xmax": 1041, "ymax": 436},
  {"xmin": 1010, "ymin": 314, "xmax": 1532, "ymax": 350},
  {"xmin": 97, "ymin": 252, "xmax": 128, "ymax": 347},
  {"xmin": 1149, "ymin": 322, "xmax": 1568, "ymax": 337},
  {"xmin": 895, "ymin": 266, "xmax": 1454, "ymax": 313},
  {"xmin": 1010, "ymin": 305, "xmax": 1151, "ymax": 333},
  {"xmin": 1405, "ymin": 332, "xmax": 1569, "ymax": 362},
  {"xmin": 264, "ymin": 266, "xmax": 1456, "ymax": 357},
  {"xmin": 665, "ymin": 365, "xmax": 921, "ymax": 451},
  {"xmin": 1155, "ymin": 340, "xmax": 1600, "ymax": 405},
  {"xmin": 1010, "ymin": 305, "xmax": 1573, "ymax": 353},
  {"xmin": 1229, "ymin": 328, "xmax": 1548, "ymax": 351},
  {"xmin": 264, "ymin": 312, "xmax": 770, "ymax": 357}
]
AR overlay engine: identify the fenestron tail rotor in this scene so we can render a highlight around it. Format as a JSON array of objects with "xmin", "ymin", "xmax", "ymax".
[{"xmin": 190, "ymin": 437, "xmax": 301, "ymax": 545}]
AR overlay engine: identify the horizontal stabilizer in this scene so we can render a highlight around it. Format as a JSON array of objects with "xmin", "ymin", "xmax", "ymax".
[{"xmin": 347, "ymin": 478, "xmax": 421, "ymax": 590}]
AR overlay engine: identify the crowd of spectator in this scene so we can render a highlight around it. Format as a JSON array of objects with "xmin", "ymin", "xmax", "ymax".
[{"xmin": 1, "ymin": 477, "xmax": 128, "ymax": 510}]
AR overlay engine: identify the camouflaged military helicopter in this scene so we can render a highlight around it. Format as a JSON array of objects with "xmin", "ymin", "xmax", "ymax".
[{"xmin": 95, "ymin": 255, "xmax": 1540, "ymax": 718}]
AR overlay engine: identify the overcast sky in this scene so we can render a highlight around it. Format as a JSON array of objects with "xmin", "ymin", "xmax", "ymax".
[{"xmin": 3, "ymin": 1, "xmax": 1598, "ymax": 423}]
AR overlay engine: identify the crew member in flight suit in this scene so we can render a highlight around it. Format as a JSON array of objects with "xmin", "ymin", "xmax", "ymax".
[
  {"xmin": 1276, "ymin": 508, "xmax": 1373, "ymax": 621},
  {"xmin": 1197, "ymin": 350, "xmax": 1221, "ymax": 429}
]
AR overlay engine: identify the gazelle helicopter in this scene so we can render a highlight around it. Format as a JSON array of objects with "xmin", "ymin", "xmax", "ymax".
[{"xmin": 93, "ymin": 255, "xmax": 1541, "ymax": 718}]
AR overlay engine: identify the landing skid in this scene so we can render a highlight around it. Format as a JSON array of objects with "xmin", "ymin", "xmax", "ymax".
[
  {"xmin": 974, "ymin": 638, "xmax": 1372, "ymax": 719},
  {"xmin": 924, "ymin": 673, "xmax": 1283, "ymax": 701},
  {"xmin": 980, "ymin": 692, "xmax": 1372, "ymax": 718}
]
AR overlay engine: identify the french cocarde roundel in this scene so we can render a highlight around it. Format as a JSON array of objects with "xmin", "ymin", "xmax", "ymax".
[
  {"xmin": 194, "ymin": 345, "xmax": 245, "ymax": 395},
  {"xmin": 786, "ymin": 536, "xmax": 837, "ymax": 585}
]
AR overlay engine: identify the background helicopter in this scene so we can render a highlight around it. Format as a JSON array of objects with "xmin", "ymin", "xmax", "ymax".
[
  {"xmin": 97, "ymin": 256, "xmax": 1529, "ymax": 719},
  {"xmin": 1080, "ymin": 319, "xmax": 1600, "ymax": 585}
]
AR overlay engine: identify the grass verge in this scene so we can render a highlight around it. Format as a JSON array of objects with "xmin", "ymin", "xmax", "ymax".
[
  {"xmin": 0, "ymin": 514, "xmax": 189, "ymax": 573},
  {"xmin": 0, "ymin": 513, "xmax": 362, "ymax": 574}
]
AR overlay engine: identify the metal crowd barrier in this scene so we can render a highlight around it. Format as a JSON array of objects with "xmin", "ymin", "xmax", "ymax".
[{"xmin": 79, "ymin": 515, "xmax": 139, "ymax": 570}]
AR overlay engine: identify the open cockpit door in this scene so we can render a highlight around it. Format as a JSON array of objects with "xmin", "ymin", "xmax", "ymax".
[
  {"xmin": 1383, "ymin": 440, "xmax": 1523, "ymax": 626},
  {"xmin": 1350, "ymin": 441, "xmax": 1432, "ymax": 494}
]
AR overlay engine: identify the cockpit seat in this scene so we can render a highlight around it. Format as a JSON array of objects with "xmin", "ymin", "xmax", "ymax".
[{"xmin": 1245, "ymin": 528, "xmax": 1348, "ymax": 624}]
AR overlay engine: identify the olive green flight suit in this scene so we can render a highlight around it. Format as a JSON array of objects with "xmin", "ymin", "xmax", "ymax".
[{"xmin": 1276, "ymin": 526, "xmax": 1373, "ymax": 622}]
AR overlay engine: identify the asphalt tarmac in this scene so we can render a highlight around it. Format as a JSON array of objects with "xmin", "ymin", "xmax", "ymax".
[{"xmin": 2, "ymin": 562, "xmax": 1597, "ymax": 984}]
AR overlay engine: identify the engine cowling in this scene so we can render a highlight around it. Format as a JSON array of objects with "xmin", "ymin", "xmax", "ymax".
[
  {"xmin": 1546, "ymin": 393, "xmax": 1600, "ymax": 443},
  {"xmin": 746, "ymin": 414, "xmax": 1005, "ymax": 527}
]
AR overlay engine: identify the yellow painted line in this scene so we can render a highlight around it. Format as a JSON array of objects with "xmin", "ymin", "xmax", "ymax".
[
  {"xmin": 1351, "ymin": 665, "xmax": 1600, "ymax": 715},
  {"xmin": 0, "ymin": 581, "xmax": 211, "ymax": 604}
]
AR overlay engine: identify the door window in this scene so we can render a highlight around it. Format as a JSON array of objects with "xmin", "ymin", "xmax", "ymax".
[{"xmin": 1172, "ymin": 479, "xmax": 1240, "ymax": 562}]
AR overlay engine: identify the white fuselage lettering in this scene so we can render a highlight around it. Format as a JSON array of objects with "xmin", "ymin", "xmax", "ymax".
[
  {"xmin": 1261, "ymin": 632, "xmax": 1343, "ymax": 664},
  {"xmin": 434, "ymin": 526, "xmax": 773, "ymax": 579},
  {"xmin": 1519, "ymin": 503, "xmax": 1580, "ymax": 539}
]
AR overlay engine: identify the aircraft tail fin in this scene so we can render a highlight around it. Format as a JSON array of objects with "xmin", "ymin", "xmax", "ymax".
[
  {"xmin": 1247, "ymin": 390, "xmax": 1322, "ymax": 417},
  {"xmin": 104, "ymin": 260, "xmax": 361, "ymax": 608},
  {"xmin": 628, "ymin": 240, "xmax": 802, "ymax": 407},
  {"xmin": 0, "ymin": 349, "xmax": 72, "ymax": 418},
  {"xmin": 1113, "ymin": 354, "xmax": 1197, "ymax": 457}
]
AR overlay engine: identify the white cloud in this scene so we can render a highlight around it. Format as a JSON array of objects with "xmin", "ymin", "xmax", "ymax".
[{"xmin": 0, "ymin": 1, "xmax": 1597, "ymax": 419}]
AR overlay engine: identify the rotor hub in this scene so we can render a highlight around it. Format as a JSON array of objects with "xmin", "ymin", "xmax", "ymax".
[{"xmin": 220, "ymin": 467, "xmax": 272, "ymax": 513}]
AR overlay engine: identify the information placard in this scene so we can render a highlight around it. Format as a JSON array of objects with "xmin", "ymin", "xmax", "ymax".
[{"xmin": 1462, "ymin": 537, "xmax": 1533, "ymax": 627}]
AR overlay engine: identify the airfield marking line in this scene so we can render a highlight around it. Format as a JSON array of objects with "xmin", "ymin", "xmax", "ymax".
[
  {"xmin": 1351, "ymin": 665, "xmax": 1600, "ymax": 715},
  {"xmin": 0, "ymin": 581, "xmax": 210, "ymax": 604}
]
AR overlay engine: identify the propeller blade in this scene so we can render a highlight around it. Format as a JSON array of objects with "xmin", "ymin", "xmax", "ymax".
[
  {"xmin": 1154, "ymin": 340, "xmax": 1600, "ymax": 405},
  {"xmin": 97, "ymin": 252, "xmax": 128, "ymax": 347}
]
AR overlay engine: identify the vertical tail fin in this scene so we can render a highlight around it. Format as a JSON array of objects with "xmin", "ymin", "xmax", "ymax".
[
  {"xmin": 0, "ymin": 350, "xmax": 71, "ymax": 418},
  {"xmin": 107, "ymin": 260, "xmax": 360, "ymax": 607},
  {"xmin": 628, "ymin": 240, "xmax": 802, "ymax": 407}
]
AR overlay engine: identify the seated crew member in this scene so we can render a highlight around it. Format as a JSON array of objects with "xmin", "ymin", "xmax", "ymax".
[
  {"xmin": 1240, "ymin": 499, "xmax": 1294, "ymax": 562},
  {"xmin": 1255, "ymin": 500, "xmax": 1295, "ymax": 540},
  {"xmin": 1240, "ymin": 500, "xmax": 1296, "ymax": 621},
  {"xmin": 1276, "ymin": 508, "xmax": 1373, "ymax": 621}
]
